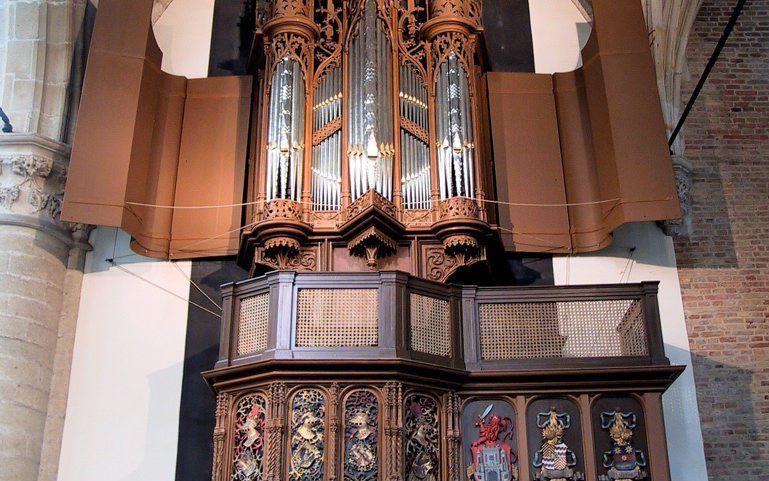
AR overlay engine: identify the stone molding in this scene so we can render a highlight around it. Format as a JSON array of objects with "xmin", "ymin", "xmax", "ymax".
[{"xmin": 0, "ymin": 133, "xmax": 92, "ymax": 249}]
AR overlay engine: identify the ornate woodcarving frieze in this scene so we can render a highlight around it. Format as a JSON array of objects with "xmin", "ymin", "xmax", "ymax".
[
  {"xmin": 256, "ymin": 245, "xmax": 318, "ymax": 272},
  {"xmin": 213, "ymin": 385, "xmax": 673, "ymax": 481},
  {"xmin": 430, "ymin": 0, "xmax": 482, "ymax": 24}
]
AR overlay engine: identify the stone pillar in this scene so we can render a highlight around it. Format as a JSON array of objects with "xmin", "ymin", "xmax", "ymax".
[{"xmin": 0, "ymin": 2, "xmax": 92, "ymax": 481}]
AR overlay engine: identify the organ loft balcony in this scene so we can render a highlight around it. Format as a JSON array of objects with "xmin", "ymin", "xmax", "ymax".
[{"xmin": 204, "ymin": 270, "xmax": 683, "ymax": 481}]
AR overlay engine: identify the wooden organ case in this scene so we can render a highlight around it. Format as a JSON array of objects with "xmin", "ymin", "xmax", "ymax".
[
  {"xmin": 240, "ymin": 0, "xmax": 496, "ymax": 281},
  {"xmin": 207, "ymin": 2, "xmax": 684, "ymax": 481}
]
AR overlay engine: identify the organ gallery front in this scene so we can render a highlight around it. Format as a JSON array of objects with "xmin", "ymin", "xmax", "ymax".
[{"xmin": 61, "ymin": 1, "xmax": 688, "ymax": 481}]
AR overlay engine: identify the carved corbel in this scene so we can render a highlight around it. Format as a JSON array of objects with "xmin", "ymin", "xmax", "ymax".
[
  {"xmin": 347, "ymin": 226, "xmax": 398, "ymax": 270},
  {"xmin": 662, "ymin": 154, "xmax": 693, "ymax": 237},
  {"xmin": 430, "ymin": 197, "xmax": 488, "ymax": 277},
  {"xmin": 252, "ymin": 199, "xmax": 312, "ymax": 273}
]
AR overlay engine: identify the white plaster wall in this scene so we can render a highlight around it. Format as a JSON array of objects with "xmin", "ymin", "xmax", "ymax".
[
  {"xmin": 153, "ymin": 0, "xmax": 215, "ymax": 78},
  {"xmin": 528, "ymin": 0, "xmax": 591, "ymax": 74},
  {"xmin": 57, "ymin": 229, "xmax": 191, "ymax": 481},
  {"xmin": 57, "ymin": 2, "xmax": 213, "ymax": 480},
  {"xmin": 528, "ymin": 1, "xmax": 708, "ymax": 479}
]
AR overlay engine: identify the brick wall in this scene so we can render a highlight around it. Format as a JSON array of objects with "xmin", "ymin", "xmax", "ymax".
[{"xmin": 675, "ymin": 1, "xmax": 769, "ymax": 480}]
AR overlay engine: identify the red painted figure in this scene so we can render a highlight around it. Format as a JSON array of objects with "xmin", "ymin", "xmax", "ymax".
[{"xmin": 472, "ymin": 414, "xmax": 512, "ymax": 447}]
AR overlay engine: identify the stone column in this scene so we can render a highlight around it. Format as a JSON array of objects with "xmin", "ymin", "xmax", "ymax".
[{"xmin": 0, "ymin": 2, "xmax": 92, "ymax": 481}]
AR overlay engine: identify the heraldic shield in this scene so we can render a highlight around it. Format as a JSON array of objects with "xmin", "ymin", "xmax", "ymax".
[{"xmin": 464, "ymin": 401, "xmax": 519, "ymax": 481}]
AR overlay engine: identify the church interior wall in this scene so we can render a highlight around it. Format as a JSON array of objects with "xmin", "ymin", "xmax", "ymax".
[{"xmin": 55, "ymin": 2, "xmax": 712, "ymax": 481}]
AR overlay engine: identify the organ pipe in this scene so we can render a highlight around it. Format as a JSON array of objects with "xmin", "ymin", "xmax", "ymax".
[
  {"xmin": 312, "ymin": 66, "xmax": 342, "ymax": 210},
  {"xmin": 347, "ymin": 0, "xmax": 394, "ymax": 202},
  {"xmin": 435, "ymin": 53, "xmax": 475, "ymax": 201},
  {"xmin": 399, "ymin": 64, "xmax": 430, "ymax": 210},
  {"xmin": 266, "ymin": 58, "xmax": 305, "ymax": 202}
]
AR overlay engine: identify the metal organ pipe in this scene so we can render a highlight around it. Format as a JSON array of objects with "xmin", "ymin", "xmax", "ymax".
[
  {"xmin": 266, "ymin": 58, "xmax": 305, "ymax": 202},
  {"xmin": 311, "ymin": 66, "xmax": 342, "ymax": 210},
  {"xmin": 399, "ymin": 64, "xmax": 430, "ymax": 210},
  {"xmin": 435, "ymin": 53, "xmax": 474, "ymax": 201},
  {"xmin": 347, "ymin": 0, "xmax": 394, "ymax": 202}
]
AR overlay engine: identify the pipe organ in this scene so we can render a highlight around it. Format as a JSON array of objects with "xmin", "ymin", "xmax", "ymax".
[
  {"xmin": 242, "ymin": 0, "xmax": 494, "ymax": 280},
  {"xmin": 195, "ymin": 4, "xmax": 684, "ymax": 481}
]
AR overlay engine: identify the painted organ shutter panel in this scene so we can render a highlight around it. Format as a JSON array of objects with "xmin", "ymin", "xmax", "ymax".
[
  {"xmin": 62, "ymin": 0, "xmax": 251, "ymax": 259},
  {"xmin": 487, "ymin": 0, "xmax": 680, "ymax": 254}
]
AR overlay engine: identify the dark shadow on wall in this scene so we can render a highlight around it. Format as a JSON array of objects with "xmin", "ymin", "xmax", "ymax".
[
  {"xmin": 673, "ymin": 159, "xmax": 739, "ymax": 269},
  {"xmin": 208, "ymin": 0, "xmax": 256, "ymax": 76},
  {"xmin": 175, "ymin": 260, "xmax": 248, "ymax": 481},
  {"xmin": 685, "ymin": 351, "xmax": 759, "ymax": 480},
  {"xmin": 481, "ymin": 0, "xmax": 535, "ymax": 72}
]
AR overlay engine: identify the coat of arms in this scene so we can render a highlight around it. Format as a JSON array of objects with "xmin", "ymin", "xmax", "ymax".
[
  {"xmin": 466, "ymin": 404, "xmax": 518, "ymax": 481},
  {"xmin": 598, "ymin": 410, "xmax": 648, "ymax": 481},
  {"xmin": 532, "ymin": 408, "xmax": 583, "ymax": 481}
]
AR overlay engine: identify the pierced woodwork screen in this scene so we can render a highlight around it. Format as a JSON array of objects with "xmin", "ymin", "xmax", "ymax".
[
  {"xmin": 343, "ymin": 390, "xmax": 379, "ymax": 481},
  {"xmin": 478, "ymin": 299, "xmax": 649, "ymax": 360},
  {"xmin": 238, "ymin": 293, "xmax": 270, "ymax": 355},
  {"xmin": 232, "ymin": 394, "xmax": 267, "ymax": 481},
  {"xmin": 289, "ymin": 389, "xmax": 326, "ymax": 481},
  {"xmin": 409, "ymin": 293, "xmax": 451, "ymax": 357},
  {"xmin": 295, "ymin": 288, "xmax": 378, "ymax": 347}
]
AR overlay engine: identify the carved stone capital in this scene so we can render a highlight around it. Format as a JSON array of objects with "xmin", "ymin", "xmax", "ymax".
[
  {"xmin": 663, "ymin": 154, "xmax": 693, "ymax": 237},
  {"xmin": 0, "ymin": 134, "xmax": 93, "ymax": 251}
]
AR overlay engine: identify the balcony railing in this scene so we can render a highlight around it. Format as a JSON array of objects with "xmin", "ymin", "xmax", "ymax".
[{"xmin": 215, "ymin": 271, "xmax": 668, "ymax": 371}]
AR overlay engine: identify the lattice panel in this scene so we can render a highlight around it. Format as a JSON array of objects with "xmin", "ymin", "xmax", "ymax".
[
  {"xmin": 410, "ymin": 294, "xmax": 451, "ymax": 357},
  {"xmin": 295, "ymin": 289, "xmax": 378, "ymax": 347},
  {"xmin": 237, "ymin": 293, "xmax": 270, "ymax": 355},
  {"xmin": 617, "ymin": 299, "xmax": 648, "ymax": 356},
  {"xmin": 478, "ymin": 299, "xmax": 648, "ymax": 360}
]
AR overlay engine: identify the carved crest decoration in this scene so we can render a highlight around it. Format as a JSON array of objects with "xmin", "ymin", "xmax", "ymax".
[
  {"xmin": 405, "ymin": 394, "xmax": 440, "ymax": 481},
  {"xmin": 344, "ymin": 390, "xmax": 380, "ymax": 481},
  {"xmin": 232, "ymin": 394, "xmax": 268, "ymax": 481},
  {"xmin": 289, "ymin": 389, "xmax": 326, "ymax": 481},
  {"xmin": 533, "ymin": 408, "xmax": 583, "ymax": 481},
  {"xmin": 598, "ymin": 411, "xmax": 647, "ymax": 481}
]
